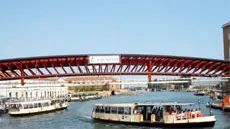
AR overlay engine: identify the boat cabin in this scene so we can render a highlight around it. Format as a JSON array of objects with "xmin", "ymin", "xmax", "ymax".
[{"xmin": 8, "ymin": 100, "xmax": 51, "ymax": 111}]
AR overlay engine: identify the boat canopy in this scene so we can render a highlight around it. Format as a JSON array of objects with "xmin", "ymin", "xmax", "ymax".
[
  {"xmin": 94, "ymin": 102, "xmax": 194, "ymax": 107},
  {"xmin": 94, "ymin": 103, "xmax": 135, "ymax": 107},
  {"xmin": 137, "ymin": 102, "xmax": 194, "ymax": 106}
]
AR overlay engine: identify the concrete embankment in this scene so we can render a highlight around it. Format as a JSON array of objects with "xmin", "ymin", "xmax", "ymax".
[{"xmin": 70, "ymin": 90, "xmax": 138, "ymax": 101}]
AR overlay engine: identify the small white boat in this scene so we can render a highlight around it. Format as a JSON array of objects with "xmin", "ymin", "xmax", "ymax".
[
  {"xmin": 71, "ymin": 95, "xmax": 102, "ymax": 102},
  {"xmin": 91, "ymin": 102, "xmax": 216, "ymax": 128},
  {"xmin": 7, "ymin": 99, "xmax": 69, "ymax": 116},
  {"xmin": 206, "ymin": 96, "xmax": 230, "ymax": 112},
  {"xmin": 194, "ymin": 90, "xmax": 206, "ymax": 96},
  {"xmin": 206, "ymin": 101, "xmax": 222, "ymax": 109}
]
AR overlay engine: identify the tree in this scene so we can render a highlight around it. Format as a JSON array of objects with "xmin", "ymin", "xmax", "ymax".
[
  {"xmin": 102, "ymin": 83, "xmax": 110, "ymax": 91},
  {"xmin": 183, "ymin": 83, "xmax": 189, "ymax": 89}
]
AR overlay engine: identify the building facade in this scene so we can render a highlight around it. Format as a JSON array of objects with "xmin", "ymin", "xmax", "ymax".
[
  {"xmin": 222, "ymin": 22, "xmax": 230, "ymax": 93},
  {"xmin": 65, "ymin": 77, "xmax": 121, "ymax": 91},
  {"xmin": 0, "ymin": 79, "xmax": 68, "ymax": 99},
  {"xmin": 223, "ymin": 22, "xmax": 230, "ymax": 61}
]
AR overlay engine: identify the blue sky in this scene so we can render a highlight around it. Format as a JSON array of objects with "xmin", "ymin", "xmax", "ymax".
[{"xmin": 0, "ymin": 0, "xmax": 229, "ymax": 60}]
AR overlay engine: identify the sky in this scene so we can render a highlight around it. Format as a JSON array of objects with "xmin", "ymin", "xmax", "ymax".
[{"xmin": 0, "ymin": 0, "xmax": 229, "ymax": 60}]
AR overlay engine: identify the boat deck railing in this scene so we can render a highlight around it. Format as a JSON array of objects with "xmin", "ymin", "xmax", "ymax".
[{"xmin": 6, "ymin": 97, "xmax": 69, "ymax": 103}]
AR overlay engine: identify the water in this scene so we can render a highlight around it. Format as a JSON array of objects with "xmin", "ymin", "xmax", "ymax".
[{"xmin": 0, "ymin": 92, "xmax": 230, "ymax": 129}]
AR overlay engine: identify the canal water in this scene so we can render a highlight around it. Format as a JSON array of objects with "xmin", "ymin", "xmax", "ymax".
[{"xmin": 0, "ymin": 92, "xmax": 229, "ymax": 129}]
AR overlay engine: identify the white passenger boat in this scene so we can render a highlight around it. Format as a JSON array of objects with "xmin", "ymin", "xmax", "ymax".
[
  {"xmin": 7, "ymin": 99, "xmax": 69, "ymax": 116},
  {"xmin": 91, "ymin": 102, "xmax": 216, "ymax": 128}
]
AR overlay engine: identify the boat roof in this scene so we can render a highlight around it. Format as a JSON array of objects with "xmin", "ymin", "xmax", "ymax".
[
  {"xmin": 94, "ymin": 102, "xmax": 194, "ymax": 107},
  {"xmin": 137, "ymin": 102, "xmax": 194, "ymax": 106},
  {"xmin": 94, "ymin": 103, "xmax": 135, "ymax": 107}
]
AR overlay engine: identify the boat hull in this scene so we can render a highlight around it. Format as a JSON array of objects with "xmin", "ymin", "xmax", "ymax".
[
  {"xmin": 222, "ymin": 106, "xmax": 230, "ymax": 111},
  {"xmin": 93, "ymin": 118, "xmax": 215, "ymax": 128},
  {"xmin": 194, "ymin": 93, "xmax": 205, "ymax": 96},
  {"xmin": 8, "ymin": 106, "xmax": 68, "ymax": 117},
  {"xmin": 207, "ymin": 103, "xmax": 230, "ymax": 112}
]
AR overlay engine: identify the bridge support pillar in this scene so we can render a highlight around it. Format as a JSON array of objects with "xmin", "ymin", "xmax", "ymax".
[
  {"xmin": 20, "ymin": 64, "xmax": 25, "ymax": 86},
  {"xmin": 148, "ymin": 61, "xmax": 152, "ymax": 88}
]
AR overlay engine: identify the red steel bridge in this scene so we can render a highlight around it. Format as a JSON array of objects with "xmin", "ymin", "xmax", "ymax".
[{"xmin": 0, "ymin": 54, "xmax": 229, "ymax": 85}]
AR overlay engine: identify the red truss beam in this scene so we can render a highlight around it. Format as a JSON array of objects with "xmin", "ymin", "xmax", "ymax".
[
  {"xmin": 40, "ymin": 59, "xmax": 52, "ymax": 75},
  {"xmin": 58, "ymin": 58, "xmax": 67, "ymax": 74},
  {"xmin": 67, "ymin": 58, "xmax": 75, "ymax": 74},
  {"xmin": 0, "ymin": 54, "xmax": 229, "ymax": 81},
  {"xmin": 22, "ymin": 61, "xmax": 36, "ymax": 76},
  {"xmin": 2, "ymin": 63, "xmax": 19, "ymax": 77}
]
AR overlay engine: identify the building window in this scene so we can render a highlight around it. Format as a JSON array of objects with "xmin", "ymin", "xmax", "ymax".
[
  {"xmin": 30, "ymin": 92, "xmax": 32, "ymax": 98},
  {"xmin": 229, "ymin": 43, "xmax": 230, "ymax": 60},
  {"xmin": 228, "ymin": 30, "xmax": 230, "ymax": 40}
]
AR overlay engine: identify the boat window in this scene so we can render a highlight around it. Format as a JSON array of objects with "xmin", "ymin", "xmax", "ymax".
[
  {"xmin": 19, "ymin": 104, "xmax": 22, "ymax": 109},
  {"xmin": 124, "ymin": 107, "xmax": 131, "ymax": 115},
  {"xmin": 176, "ymin": 105, "xmax": 182, "ymax": 112},
  {"xmin": 24, "ymin": 104, "xmax": 28, "ymax": 109},
  {"xmin": 105, "ymin": 107, "xmax": 110, "ymax": 113},
  {"xmin": 44, "ymin": 102, "xmax": 48, "ymax": 107},
  {"xmin": 25, "ymin": 92, "xmax": 28, "ymax": 98},
  {"xmin": 111, "ymin": 107, "xmax": 117, "ymax": 114},
  {"xmin": 9, "ymin": 92, "xmax": 12, "ymax": 98},
  {"xmin": 38, "ymin": 103, "xmax": 42, "ymax": 107},
  {"xmin": 16, "ymin": 92, "xmax": 18, "ymax": 98},
  {"xmin": 34, "ymin": 103, "xmax": 38, "ymax": 108},
  {"xmin": 95, "ymin": 106, "xmax": 99, "ymax": 112},
  {"xmin": 99, "ymin": 106, "xmax": 105, "ymax": 113},
  {"xmin": 9, "ymin": 104, "xmax": 16, "ymax": 109},
  {"xmin": 29, "ymin": 104, "xmax": 33, "ymax": 108},
  {"xmin": 118, "ymin": 107, "xmax": 124, "ymax": 114}
]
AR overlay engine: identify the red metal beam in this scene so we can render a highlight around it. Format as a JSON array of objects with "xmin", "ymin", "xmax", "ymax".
[
  {"xmin": 40, "ymin": 59, "xmax": 52, "ymax": 75},
  {"xmin": 2, "ymin": 63, "xmax": 19, "ymax": 77},
  {"xmin": 23, "ymin": 61, "xmax": 36, "ymax": 76}
]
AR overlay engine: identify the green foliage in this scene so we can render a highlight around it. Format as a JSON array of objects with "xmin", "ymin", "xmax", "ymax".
[
  {"xmin": 69, "ymin": 85, "xmax": 110, "ymax": 92},
  {"xmin": 183, "ymin": 83, "xmax": 189, "ymax": 89},
  {"xmin": 102, "ymin": 83, "xmax": 109, "ymax": 91}
]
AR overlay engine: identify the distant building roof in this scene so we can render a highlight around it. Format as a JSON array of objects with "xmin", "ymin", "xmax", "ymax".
[
  {"xmin": 36, "ymin": 77, "xmax": 59, "ymax": 81},
  {"xmin": 222, "ymin": 22, "xmax": 230, "ymax": 28},
  {"xmin": 64, "ymin": 77, "xmax": 117, "ymax": 82}
]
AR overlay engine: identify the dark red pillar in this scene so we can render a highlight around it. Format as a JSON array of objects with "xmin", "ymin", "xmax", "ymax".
[
  {"xmin": 20, "ymin": 64, "xmax": 25, "ymax": 86},
  {"xmin": 148, "ymin": 61, "xmax": 152, "ymax": 88}
]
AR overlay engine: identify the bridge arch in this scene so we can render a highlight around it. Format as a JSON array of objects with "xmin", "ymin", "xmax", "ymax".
[{"xmin": 0, "ymin": 54, "xmax": 229, "ymax": 83}]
